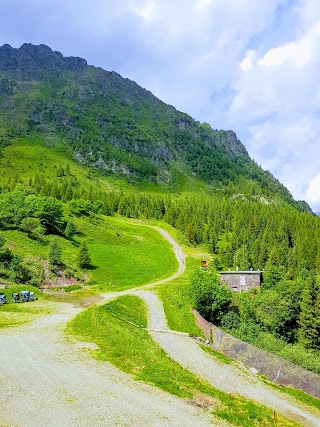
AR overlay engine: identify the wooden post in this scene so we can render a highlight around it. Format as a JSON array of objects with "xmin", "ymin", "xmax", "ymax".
[{"xmin": 273, "ymin": 410, "xmax": 276, "ymax": 421}]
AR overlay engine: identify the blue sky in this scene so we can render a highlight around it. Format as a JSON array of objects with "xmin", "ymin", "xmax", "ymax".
[{"xmin": 1, "ymin": 0, "xmax": 320, "ymax": 210}]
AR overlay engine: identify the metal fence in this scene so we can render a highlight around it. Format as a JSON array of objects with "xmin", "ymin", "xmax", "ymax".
[{"xmin": 193, "ymin": 309, "xmax": 320, "ymax": 399}]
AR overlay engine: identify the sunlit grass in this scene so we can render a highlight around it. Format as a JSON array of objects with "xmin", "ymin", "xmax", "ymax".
[
  {"xmin": 68, "ymin": 295, "xmax": 299, "ymax": 427},
  {"xmin": 0, "ymin": 216, "xmax": 178, "ymax": 292}
]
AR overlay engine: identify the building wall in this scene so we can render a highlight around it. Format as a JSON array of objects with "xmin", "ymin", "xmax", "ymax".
[{"xmin": 220, "ymin": 273, "xmax": 260, "ymax": 292}]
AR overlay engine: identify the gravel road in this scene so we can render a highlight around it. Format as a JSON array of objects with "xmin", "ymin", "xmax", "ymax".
[
  {"xmin": 0, "ymin": 303, "xmax": 220, "ymax": 427},
  {"xmin": 135, "ymin": 291, "xmax": 320, "ymax": 427},
  {"xmin": 1, "ymin": 225, "xmax": 319, "ymax": 427}
]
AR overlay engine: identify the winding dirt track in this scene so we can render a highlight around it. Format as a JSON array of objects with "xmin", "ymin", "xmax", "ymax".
[{"xmin": 0, "ymin": 225, "xmax": 319, "ymax": 427}]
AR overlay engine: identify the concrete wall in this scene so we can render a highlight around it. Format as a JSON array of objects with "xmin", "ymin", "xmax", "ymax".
[{"xmin": 220, "ymin": 272, "xmax": 260, "ymax": 292}]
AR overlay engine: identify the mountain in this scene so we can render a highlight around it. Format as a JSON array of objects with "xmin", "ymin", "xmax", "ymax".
[
  {"xmin": 1, "ymin": 44, "xmax": 320, "ymax": 379},
  {"xmin": 0, "ymin": 43, "xmax": 310, "ymax": 210}
]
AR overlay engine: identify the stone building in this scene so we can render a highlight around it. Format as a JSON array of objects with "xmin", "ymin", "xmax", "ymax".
[{"xmin": 220, "ymin": 270, "xmax": 262, "ymax": 292}]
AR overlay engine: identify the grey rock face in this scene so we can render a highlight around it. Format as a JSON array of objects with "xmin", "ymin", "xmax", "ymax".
[{"xmin": 0, "ymin": 43, "xmax": 87, "ymax": 80}]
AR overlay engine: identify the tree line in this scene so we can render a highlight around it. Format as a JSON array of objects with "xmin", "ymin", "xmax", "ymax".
[{"xmin": 0, "ymin": 180, "xmax": 319, "ymax": 370}]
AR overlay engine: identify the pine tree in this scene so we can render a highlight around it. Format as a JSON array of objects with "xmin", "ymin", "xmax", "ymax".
[
  {"xmin": 48, "ymin": 238, "xmax": 62, "ymax": 266},
  {"xmin": 298, "ymin": 276, "xmax": 318, "ymax": 349},
  {"xmin": 78, "ymin": 241, "xmax": 91, "ymax": 268},
  {"xmin": 65, "ymin": 221, "xmax": 76, "ymax": 239},
  {"xmin": 313, "ymin": 278, "xmax": 320, "ymax": 350}
]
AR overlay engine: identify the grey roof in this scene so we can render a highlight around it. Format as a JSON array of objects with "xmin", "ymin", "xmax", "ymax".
[{"xmin": 220, "ymin": 271, "xmax": 262, "ymax": 275}]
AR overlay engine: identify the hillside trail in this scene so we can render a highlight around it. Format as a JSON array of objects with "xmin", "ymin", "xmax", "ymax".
[
  {"xmin": 0, "ymin": 302, "xmax": 216, "ymax": 427},
  {"xmin": 0, "ymin": 225, "xmax": 219, "ymax": 427},
  {"xmin": 0, "ymin": 225, "xmax": 318, "ymax": 427},
  {"xmin": 100, "ymin": 225, "xmax": 320, "ymax": 427}
]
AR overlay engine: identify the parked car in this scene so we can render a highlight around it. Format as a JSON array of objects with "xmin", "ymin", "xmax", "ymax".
[
  {"xmin": 0, "ymin": 292, "xmax": 7, "ymax": 305},
  {"xmin": 20, "ymin": 290, "xmax": 38, "ymax": 302}
]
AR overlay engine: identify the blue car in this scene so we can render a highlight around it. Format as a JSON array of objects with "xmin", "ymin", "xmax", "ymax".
[
  {"xmin": 0, "ymin": 292, "xmax": 7, "ymax": 305},
  {"xmin": 20, "ymin": 291, "xmax": 38, "ymax": 302}
]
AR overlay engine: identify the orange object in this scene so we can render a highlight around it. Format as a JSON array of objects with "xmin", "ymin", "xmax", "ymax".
[{"xmin": 201, "ymin": 260, "xmax": 208, "ymax": 268}]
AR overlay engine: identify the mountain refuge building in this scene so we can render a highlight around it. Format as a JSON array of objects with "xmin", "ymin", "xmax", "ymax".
[{"xmin": 220, "ymin": 269, "xmax": 262, "ymax": 292}]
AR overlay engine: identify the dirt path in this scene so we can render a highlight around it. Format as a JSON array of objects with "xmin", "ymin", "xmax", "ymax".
[
  {"xmin": 135, "ymin": 291, "xmax": 320, "ymax": 427},
  {"xmin": 0, "ymin": 227, "xmax": 218, "ymax": 427},
  {"xmin": 102, "ymin": 226, "xmax": 319, "ymax": 426},
  {"xmin": 0, "ymin": 303, "xmax": 219, "ymax": 427},
  {"xmin": 0, "ymin": 226, "xmax": 319, "ymax": 427}
]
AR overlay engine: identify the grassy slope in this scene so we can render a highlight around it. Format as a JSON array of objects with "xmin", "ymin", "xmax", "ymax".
[
  {"xmin": 0, "ymin": 216, "xmax": 177, "ymax": 292},
  {"xmin": 0, "ymin": 136, "xmax": 211, "ymax": 195},
  {"xmin": 68, "ymin": 295, "xmax": 298, "ymax": 427},
  {"xmin": 0, "ymin": 136, "xmax": 118, "ymax": 192},
  {"xmin": 80, "ymin": 216, "xmax": 178, "ymax": 290}
]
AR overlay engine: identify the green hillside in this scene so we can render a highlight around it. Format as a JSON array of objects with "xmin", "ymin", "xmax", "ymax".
[
  {"xmin": 0, "ymin": 43, "xmax": 309, "ymax": 210},
  {"xmin": 0, "ymin": 43, "xmax": 319, "ymax": 380}
]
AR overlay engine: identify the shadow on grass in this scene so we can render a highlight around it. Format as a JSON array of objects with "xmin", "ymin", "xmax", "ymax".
[{"xmin": 84, "ymin": 264, "xmax": 98, "ymax": 271}]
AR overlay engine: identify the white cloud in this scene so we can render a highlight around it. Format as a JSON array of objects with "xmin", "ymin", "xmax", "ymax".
[
  {"xmin": 306, "ymin": 175, "xmax": 320, "ymax": 206},
  {"xmin": 135, "ymin": 1, "xmax": 155, "ymax": 22},
  {"xmin": 218, "ymin": 4, "xmax": 320, "ymax": 209},
  {"xmin": 258, "ymin": 39, "xmax": 311, "ymax": 68},
  {"xmin": 240, "ymin": 50, "xmax": 256, "ymax": 71},
  {"xmin": 258, "ymin": 21, "xmax": 320, "ymax": 69},
  {"xmin": 1, "ymin": 0, "xmax": 320, "ymax": 209}
]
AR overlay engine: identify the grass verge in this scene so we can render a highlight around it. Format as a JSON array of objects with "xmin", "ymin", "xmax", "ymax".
[
  {"xmin": 154, "ymin": 244, "xmax": 211, "ymax": 336},
  {"xmin": 67, "ymin": 295, "xmax": 299, "ymax": 427},
  {"xmin": 201, "ymin": 343, "xmax": 320, "ymax": 414},
  {"xmin": 200, "ymin": 344, "xmax": 233, "ymax": 365},
  {"xmin": 258, "ymin": 375, "xmax": 320, "ymax": 413}
]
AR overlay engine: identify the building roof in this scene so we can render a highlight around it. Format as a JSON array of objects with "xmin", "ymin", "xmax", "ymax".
[{"xmin": 220, "ymin": 270, "xmax": 262, "ymax": 275}]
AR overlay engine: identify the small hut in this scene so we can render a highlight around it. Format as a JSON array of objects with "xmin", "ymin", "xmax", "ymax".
[{"xmin": 220, "ymin": 269, "xmax": 261, "ymax": 292}]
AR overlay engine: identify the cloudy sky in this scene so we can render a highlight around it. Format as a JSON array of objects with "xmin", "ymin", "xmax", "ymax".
[{"xmin": 1, "ymin": 0, "xmax": 320, "ymax": 209}]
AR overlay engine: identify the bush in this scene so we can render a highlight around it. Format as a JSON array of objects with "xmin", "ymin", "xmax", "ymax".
[
  {"xmin": 221, "ymin": 311, "xmax": 240, "ymax": 331},
  {"xmin": 190, "ymin": 268, "xmax": 232, "ymax": 325},
  {"xmin": 21, "ymin": 217, "xmax": 45, "ymax": 239}
]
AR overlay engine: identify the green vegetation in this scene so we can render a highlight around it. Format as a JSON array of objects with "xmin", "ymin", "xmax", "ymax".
[
  {"xmin": 200, "ymin": 344, "xmax": 233, "ymax": 365},
  {"xmin": 190, "ymin": 267, "xmax": 320, "ymax": 374},
  {"xmin": 155, "ymin": 248, "xmax": 206, "ymax": 336},
  {"xmin": 104, "ymin": 295, "xmax": 148, "ymax": 328},
  {"xmin": 0, "ymin": 43, "xmax": 309, "ymax": 210},
  {"xmin": 48, "ymin": 238, "xmax": 62, "ymax": 266},
  {"xmin": 0, "ymin": 44, "xmax": 319, "ymax": 379},
  {"xmin": 77, "ymin": 241, "xmax": 91, "ymax": 268},
  {"xmin": 0, "ymin": 174, "xmax": 319, "ymax": 372},
  {"xmin": 258, "ymin": 376, "xmax": 320, "ymax": 412},
  {"xmin": 0, "ymin": 189, "xmax": 177, "ymax": 292},
  {"xmin": 190, "ymin": 268, "xmax": 232, "ymax": 324},
  {"xmin": 68, "ymin": 295, "xmax": 298, "ymax": 427},
  {"xmin": 81, "ymin": 217, "xmax": 177, "ymax": 290}
]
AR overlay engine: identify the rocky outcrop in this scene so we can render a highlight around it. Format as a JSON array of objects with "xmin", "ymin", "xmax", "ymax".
[
  {"xmin": 0, "ymin": 43, "xmax": 297, "ymax": 205},
  {"xmin": 0, "ymin": 43, "xmax": 87, "ymax": 80}
]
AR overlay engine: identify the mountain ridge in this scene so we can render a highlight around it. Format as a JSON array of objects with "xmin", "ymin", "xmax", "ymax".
[{"xmin": 0, "ymin": 43, "xmax": 311, "ymax": 212}]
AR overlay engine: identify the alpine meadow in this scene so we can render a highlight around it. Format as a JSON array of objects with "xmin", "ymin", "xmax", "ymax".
[{"xmin": 0, "ymin": 43, "xmax": 319, "ymax": 427}]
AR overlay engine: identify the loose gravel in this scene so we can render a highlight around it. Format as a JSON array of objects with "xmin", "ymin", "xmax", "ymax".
[{"xmin": 1, "ymin": 226, "xmax": 319, "ymax": 427}]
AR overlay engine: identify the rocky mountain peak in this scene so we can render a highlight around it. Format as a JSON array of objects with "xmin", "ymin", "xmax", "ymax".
[{"xmin": 0, "ymin": 43, "xmax": 87, "ymax": 80}]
